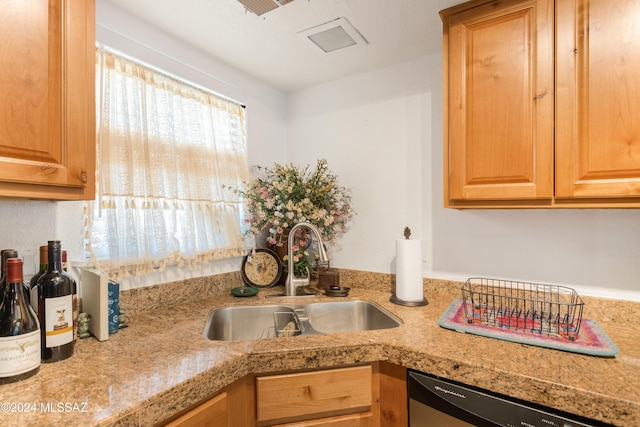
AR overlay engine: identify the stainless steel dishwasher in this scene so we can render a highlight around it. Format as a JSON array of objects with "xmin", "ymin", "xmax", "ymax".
[{"xmin": 408, "ymin": 369, "xmax": 615, "ymax": 427}]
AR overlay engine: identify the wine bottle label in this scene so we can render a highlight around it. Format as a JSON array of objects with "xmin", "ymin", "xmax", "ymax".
[
  {"xmin": 0, "ymin": 330, "xmax": 41, "ymax": 377},
  {"xmin": 44, "ymin": 295, "xmax": 74, "ymax": 347}
]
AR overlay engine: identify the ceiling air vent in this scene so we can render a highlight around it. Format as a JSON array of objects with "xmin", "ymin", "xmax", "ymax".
[
  {"xmin": 237, "ymin": 0, "xmax": 295, "ymax": 16},
  {"xmin": 297, "ymin": 17, "xmax": 368, "ymax": 53}
]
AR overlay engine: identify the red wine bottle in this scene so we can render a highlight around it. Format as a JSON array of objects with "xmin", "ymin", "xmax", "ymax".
[
  {"xmin": 0, "ymin": 258, "xmax": 41, "ymax": 384},
  {"xmin": 36, "ymin": 241, "xmax": 74, "ymax": 362},
  {"xmin": 0, "ymin": 249, "xmax": 18, "ymax": 288},
  {"xmin": 0, "ymin": 249, "xmax": 29, "ymax": 305}
]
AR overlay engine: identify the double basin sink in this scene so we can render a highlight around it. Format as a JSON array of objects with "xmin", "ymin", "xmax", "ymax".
[{"xmin": 203, "ymin": 300, "xmax": 402, "ymax": 341}]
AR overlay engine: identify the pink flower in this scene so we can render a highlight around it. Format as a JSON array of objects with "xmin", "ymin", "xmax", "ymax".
[{"xmin": 291, "ymin": 245, "xmax": 299, "ymax": 252}]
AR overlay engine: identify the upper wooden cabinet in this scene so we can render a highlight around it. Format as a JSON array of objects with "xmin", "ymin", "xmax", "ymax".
[
  {"xmin": 442, "ymin": 0, "xmax": 640, "ymax": 208},
  {"xmin": 442, "ymin": 0, "xmax": 554, "ymax": 207},
  {"xmin": 555, "ymin": 0, "xmax": 640, "ymax": 201},
  {"xmin": 0, "ymin": 0, "xmax": 95, "ymax": 200}
]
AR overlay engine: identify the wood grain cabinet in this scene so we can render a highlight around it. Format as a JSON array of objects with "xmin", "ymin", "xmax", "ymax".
[
  {"xmin": 161, "ymin": 363, "xmax": 407, "ymax": 427},
  {"xmin": 441, "ymin": 0, "xmax": 640, "ymax": 208},
  {"xmin": 256, "ymin": 363, "xmax": 407, "ymax": 427},
  {"xmin": 256, "ymin": 365, "xmax": 375, "ymax": 427},
  {"xmin": 164, "ymin": 392, "xmax": 228, "ymax": 427},
  {"xmin": 0, "ymin": 0, "xmax": 95, "ymax": 200},
  {"xmin": 555, "ymin": 0, "xmax": 640, "ymax": 202}
]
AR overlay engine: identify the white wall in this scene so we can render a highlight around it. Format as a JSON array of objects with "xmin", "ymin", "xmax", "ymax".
[
  {"xmin": 287, "ymin": 54, "xmax": 640, "ymax": 301},
  {"xmin": 287, "ymin": 56, "xmax": 434, "ymax": 276}
]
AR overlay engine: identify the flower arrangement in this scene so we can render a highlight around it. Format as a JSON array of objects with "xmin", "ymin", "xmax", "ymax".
[{"xmin": 242, "ymin": 159, "xmax": 355, "ymax": 274}]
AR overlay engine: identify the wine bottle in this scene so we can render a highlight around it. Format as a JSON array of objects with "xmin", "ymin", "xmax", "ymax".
[
  {"xmin": 36, "ymin": 241, "xmax": 74, "ymax": 362},
  {"xmin": 29, "ymin": 245, "xmax": 48, "ymax": 313},
  {"xmin": 0, "ymin": 258, "xmax": 41, "ymax": 384},
  {"xmin": 0, "ymin": 249, "xmax": 18, "ymax": 286},
  {"xmin": 0, "ymin": 249, "xmax": 18, "ymax": 298}
]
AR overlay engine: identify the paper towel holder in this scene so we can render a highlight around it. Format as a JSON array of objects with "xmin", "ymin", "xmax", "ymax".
[
  {"xmin": 390, "ymin": 294, "xmax": 428, "ymax": 306},
  {"xmin": 390, "ymin": 227, "xmax": 429, "ymax": 307}
]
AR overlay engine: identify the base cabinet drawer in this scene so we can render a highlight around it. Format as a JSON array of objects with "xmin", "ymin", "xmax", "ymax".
[{"xmin": 256, "ymin": 365, "xmax": 372, "ymax": 426}]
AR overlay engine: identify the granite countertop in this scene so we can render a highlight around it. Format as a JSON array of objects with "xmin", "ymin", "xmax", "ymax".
[{"xmin": 1, "ymin": 279, "xmax": 639, "ymax": 427}]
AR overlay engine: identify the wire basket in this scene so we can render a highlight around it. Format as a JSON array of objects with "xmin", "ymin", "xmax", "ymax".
[
  {"xmin": 461, "ymin": 278, "xmax": 584, "ymax": 341},
  {"xmin": 273, "ymin": 311, "xmax": 303, "ymax": 338}
]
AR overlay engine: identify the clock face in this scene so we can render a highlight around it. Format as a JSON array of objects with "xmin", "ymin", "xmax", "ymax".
[{"xmin": 241, "ymin": 248, "xmax": 283, "ymax": 288}]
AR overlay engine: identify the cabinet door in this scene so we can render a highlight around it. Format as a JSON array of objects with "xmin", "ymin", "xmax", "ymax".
[
  {"xmin": 556, "ymin": 0, "xmax": 640, "ymax": 200},
  {"xmin": 272, "ymin": 412, "xmax": 374, "ymax": 427},
  {"xmin": 164, "ymin": 392, "xmax": 227, "ymax": 427},
  {"xmin": 0, "ymin": 0, "xmax": 95, "ymax": 200},
  {"xmin": 442, "ymin": 0, "xmax": 554, "ymax": 206}
]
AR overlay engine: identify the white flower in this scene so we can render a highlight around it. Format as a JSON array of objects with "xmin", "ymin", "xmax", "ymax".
[{"xmin": 241, "ymin": 159, "xmax": 355, "ymax": 245}]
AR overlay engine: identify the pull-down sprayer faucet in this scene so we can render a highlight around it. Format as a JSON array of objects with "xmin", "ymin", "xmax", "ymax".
[{"xmin": 285, "ymin": 222, "xmax": 329, "ymax": 296}]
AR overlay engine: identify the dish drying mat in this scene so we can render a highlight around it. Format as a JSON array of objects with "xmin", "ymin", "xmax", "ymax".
[{"xmin": 439, "ymin": 299, "xmax": 618, "ymax": 357}]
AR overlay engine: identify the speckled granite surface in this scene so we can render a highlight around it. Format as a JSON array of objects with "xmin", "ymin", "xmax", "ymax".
[{"xmin": 1, "ymin": 270, "xmax": 638, "ymax": 426}]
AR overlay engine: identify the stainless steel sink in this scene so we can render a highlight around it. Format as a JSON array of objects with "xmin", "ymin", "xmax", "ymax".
[
  {"xmin": 304, "ymin": 300, "xmax": 401, "ymax": 333},
  {"xmin": 203, "ymin": 304, "xmax": 295, "ymax": 341},
  {"xmin": 203, "ymin": 300, "xmax": 401, "ymax": 341}
]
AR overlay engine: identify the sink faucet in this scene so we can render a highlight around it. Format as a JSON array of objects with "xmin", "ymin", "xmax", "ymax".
[{"xmin": 285, "ymin": 222, "xmax": 329, "ymax": 296}]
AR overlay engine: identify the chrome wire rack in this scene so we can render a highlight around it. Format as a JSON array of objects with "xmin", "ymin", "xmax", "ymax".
[{"xmin": 461, "ymin": 278, "xmax": 584, "ymax": 341}]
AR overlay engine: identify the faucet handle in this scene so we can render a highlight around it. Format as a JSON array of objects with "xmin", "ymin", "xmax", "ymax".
[{"xmin": 316, "ymin": 260, "xmax": 330, "ymax": 270}]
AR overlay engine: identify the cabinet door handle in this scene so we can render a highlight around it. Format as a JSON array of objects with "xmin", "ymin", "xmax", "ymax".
[{"xmin": 81, "ymin": 170, "xmax": 87, "ymax": 183}]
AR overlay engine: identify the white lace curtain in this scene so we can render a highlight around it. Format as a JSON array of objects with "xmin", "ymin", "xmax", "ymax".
[{"xmin": 86, "ymin": 47, "xmax": 252, "ymax": 278}]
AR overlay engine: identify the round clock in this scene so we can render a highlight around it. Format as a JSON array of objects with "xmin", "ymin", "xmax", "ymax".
[{"xmin": 241, "ymin": 248, "xmax": 283, "ymax": 288}]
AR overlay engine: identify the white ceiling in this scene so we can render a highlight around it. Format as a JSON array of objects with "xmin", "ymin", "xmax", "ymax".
[{"xmin": 102, "ymin": 0, "xmax": 467, "ymax": 93}]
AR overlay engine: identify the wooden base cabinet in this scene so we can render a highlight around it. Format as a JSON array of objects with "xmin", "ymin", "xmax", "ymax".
[
  {"xmin": 271, "ymin": 413, "xmax": 374, "ymax": 427},
  {"xmin": 164, "ymin": 392, "xmax": 228, "ymax": 427},
  {"xmin": 442, "ymin": 0, "xmax": 640, "ymax": 208},
  {"xmin": 256, "ymin": 363, "xmax": 407, "ymax": 427},
  {"xmin": 163, "ymin": 375, "xmax": 255, "ymax": 427},
  {"xmin": 256, "ymin": 366, "xmax": 373, "ymax": 426},
  {"xmin": 0, "ymin": 0, "xmax": 95, "ymax": 200},
  {"xmin": 161, "ymin": 362, "xmax": 407, "ymax": 427}
]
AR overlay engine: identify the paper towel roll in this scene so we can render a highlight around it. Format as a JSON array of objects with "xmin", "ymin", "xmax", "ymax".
[{"xmin": 395, "ymin": 239, "xmax": 424, "ymax": 302}]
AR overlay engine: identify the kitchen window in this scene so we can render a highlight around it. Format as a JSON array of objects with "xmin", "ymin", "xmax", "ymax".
[{"xmin": 86, "ymin": 46, "xmax": 251, "ymax": 278}]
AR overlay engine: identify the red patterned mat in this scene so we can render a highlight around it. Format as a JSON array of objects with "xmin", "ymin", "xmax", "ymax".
[{"xmin": 438, "ymin": 299, "xmax": 618, "ymax": 357}]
